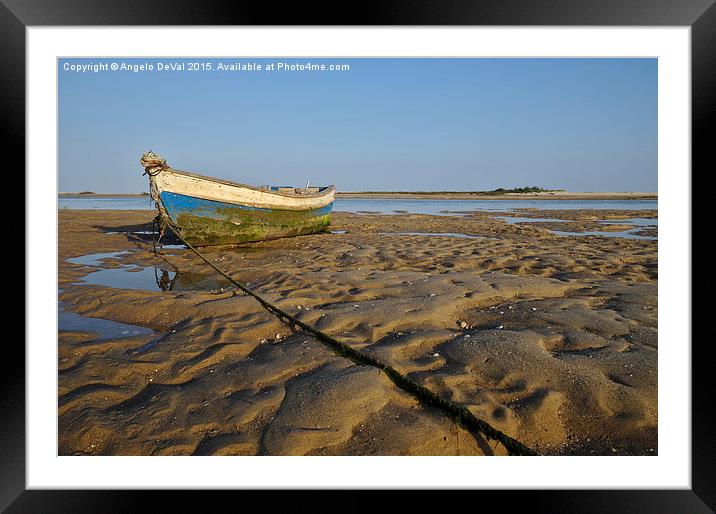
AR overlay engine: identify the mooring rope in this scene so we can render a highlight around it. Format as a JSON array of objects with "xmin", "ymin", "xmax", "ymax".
[
  {"xmin": 154, "ymin": 216, "xmax": 537, "ymax": 456},
  {"xmin": 140, "ymin": 151, "xmax": 168, "ymax": 177}
]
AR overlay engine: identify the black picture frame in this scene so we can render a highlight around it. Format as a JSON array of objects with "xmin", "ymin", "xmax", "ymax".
[{"xmin": 7, "ymin": 1, "xmax": 709, "ymax": 511}]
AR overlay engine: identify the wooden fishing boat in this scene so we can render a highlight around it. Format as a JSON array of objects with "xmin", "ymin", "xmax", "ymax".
[{"xmin": 140, "ymin": 151, "xmax": 335, "ymax": 246}]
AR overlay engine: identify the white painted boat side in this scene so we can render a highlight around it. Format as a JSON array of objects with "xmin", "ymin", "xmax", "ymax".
[{"xmin": 153, "ymin": 169, "xmax": 335, "ymax": 211}]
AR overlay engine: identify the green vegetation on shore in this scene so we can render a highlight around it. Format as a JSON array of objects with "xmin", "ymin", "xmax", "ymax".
[
  {"xmin": 340, "ymin": 187, "xmax": 564, "ymax": 196},
  {"xmin": 483, "ymin": 186, "xmax": 562, "ymax": 195}
]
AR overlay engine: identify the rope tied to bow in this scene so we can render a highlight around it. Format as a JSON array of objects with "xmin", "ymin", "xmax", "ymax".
[{"xmin": 140, "ymin": 150, "xmax": 169, "ymax": 176}]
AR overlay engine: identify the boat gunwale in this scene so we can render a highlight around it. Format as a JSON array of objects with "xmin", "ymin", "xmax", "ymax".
[{"xmin": 163, "ymin": 167, "xmax": 335, "ymax": 199}]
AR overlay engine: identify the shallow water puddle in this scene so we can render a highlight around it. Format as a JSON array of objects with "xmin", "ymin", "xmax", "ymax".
[
  {"xmin": 600, "ymin": 218, "xmax": 658, "ymax": 227},
  {"xmin": 497, "ymin": 216, "xmax": 658, "ymax": 239},
  {"xmin": 552, "ymin": 230, "xmax": 657, "ymax": 240},
  {"xmin": 78, "ymin": 265, "xmax": 175, "ymax": 291},
  {"xmin": 379, "ymin": 232, "xmax": 490, "ymax": 239},
  {"xmin": 67, "ymin": 249, "xmax": 173, "ymax": 291},
  {"xmin": 59, "ymin": 301, "xmax": 153, "ymax": 340},
  {"xmin": 67, "ymin": 250, "xmax": 234, "ymax": 292},
  {"xmin": 497, "ymin": 216, "xmax": 566, "ymax": 224},
  {"xmin": 156, "ymin": 244, "xmax": 186, "ymax": 250},
  {"xmin": 76, "ymin": 265, "xmax": 235, "ymax": 292},
  {"xmin": 66, "ymin": 251, "xmax": 129, "ymax": 267},
  {"xmin": 160, "ymin": 271, "xmax": 234, "ymax": 292}
]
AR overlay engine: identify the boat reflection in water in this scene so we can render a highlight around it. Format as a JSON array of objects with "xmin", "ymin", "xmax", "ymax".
[{"xmin": 155, "ymin": 268, "xmax": 233, "ymax": 292}]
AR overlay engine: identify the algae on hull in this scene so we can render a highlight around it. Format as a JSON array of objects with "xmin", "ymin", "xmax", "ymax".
[{"xmin": 175, "ymin": 212, "xmax": 332, "ymax": 246}]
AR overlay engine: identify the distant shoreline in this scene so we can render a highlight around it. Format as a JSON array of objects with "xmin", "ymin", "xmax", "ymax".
[
  {"xmin": 59, "ymin": 193, "xmax": 150, "ymax": 198},
  {"xmin": 59, "ymin": 191, "xmax": 658, "ymax": 201},
  {"xmin": 337, "ymin": 191, "xmax": 657, "ymax": 200}
]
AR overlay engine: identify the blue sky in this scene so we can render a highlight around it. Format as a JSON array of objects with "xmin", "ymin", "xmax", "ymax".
[{"xmin": 59, "ymin": 58, "xmax": 657, "ymax": 193}]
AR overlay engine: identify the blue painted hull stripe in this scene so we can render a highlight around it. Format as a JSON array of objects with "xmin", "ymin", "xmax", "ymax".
[{"xmin": 159, "ymin": 191, "xmax": 334, "ymax": 223}]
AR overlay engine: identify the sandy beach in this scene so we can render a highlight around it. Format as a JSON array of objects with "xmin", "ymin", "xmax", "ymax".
[{"xmin": 58, "ymin": 207, "xmax": 657, "ymax": 456}]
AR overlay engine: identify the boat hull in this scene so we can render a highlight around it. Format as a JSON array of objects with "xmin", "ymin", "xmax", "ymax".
[{"xmin": 159, "ymin": 191, "xmax": 333, "ymax": 246}]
